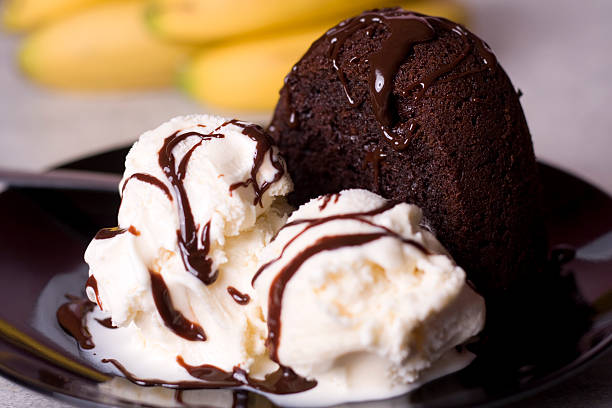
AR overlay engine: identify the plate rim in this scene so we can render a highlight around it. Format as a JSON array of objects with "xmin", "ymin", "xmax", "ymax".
[{"xmin": 0, "ymin": 147, "xmax": 611, "ymax": 408}]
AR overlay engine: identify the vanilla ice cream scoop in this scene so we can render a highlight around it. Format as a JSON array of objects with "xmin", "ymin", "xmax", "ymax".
[
  {"xmin": 253, "ymin": 189, "xmax": 485, "ymax": 403},
  {"xmin": 84, "ymin": 114, "xmax": 292, "ymax": 375}
]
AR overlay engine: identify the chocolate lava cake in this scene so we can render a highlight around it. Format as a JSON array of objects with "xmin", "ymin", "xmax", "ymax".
[{"xmin": 268, "ymin": 8, "xmax": 547, "ymax": 293}]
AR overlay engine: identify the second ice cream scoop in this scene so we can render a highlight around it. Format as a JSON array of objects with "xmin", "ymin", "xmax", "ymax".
[{"xmin": 253, "ymin": 189, "xmax": 485, "ymax": 404}]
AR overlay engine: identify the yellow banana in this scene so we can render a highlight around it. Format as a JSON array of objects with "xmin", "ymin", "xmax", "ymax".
[
  {"xmin": 180, "ymin": 1, "xmax": 466, "ymax": 111},
  {"xmin": 147, "ymin": 0, "xmax": 403, "ymax": 44},
  {"xmin": 179, "ymin": 24, "xmax": 330, "ymax": 112},
  {"xmin": 2, "ymin": 0, "xmax": 108, "ymax": 32},
  {"xmin": 20, "ymin": 0, "xmax": 195, "ymax": 90}
]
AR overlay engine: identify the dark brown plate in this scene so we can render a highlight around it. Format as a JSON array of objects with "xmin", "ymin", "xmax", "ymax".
[{"xmin": 0, "ymin": 147, "xmax": 611, "ymax": 408}]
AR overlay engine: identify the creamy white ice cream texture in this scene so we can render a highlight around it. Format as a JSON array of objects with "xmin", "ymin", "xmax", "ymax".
[
  {"xmin": 85, "ymin": 114, "xmax": 292, "ymax": 376},
  {"xmin": 83, "ymin": 114, "xmax": 485, "ymax": 406},
  {"xmin": 253, "ymin": 189, "xmax": 485, "ymax": 403}
]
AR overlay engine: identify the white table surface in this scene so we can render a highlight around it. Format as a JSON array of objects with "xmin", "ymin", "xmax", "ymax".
[{"xmin": 0, "ymin": 0, "xmax": 611, "ymax": 406}]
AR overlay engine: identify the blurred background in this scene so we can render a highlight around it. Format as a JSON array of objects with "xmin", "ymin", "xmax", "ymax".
[
  {"xmin": 1, "ymin": 1, "xmax": 612, "ymax": 407},
  {"xmin": 1, "ymin": 0, "xmax": 611, "ymax": 195}
]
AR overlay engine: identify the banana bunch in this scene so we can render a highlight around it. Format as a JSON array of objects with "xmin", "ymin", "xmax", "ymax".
[{"xmin": 2, "ymin": 0, "xmax": 465, "ymax": 111}]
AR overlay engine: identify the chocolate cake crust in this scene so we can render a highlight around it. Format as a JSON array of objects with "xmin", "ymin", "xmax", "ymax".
[{"xmin": 269, "ymin": 8, "xmax": 547, "ymax": 293}]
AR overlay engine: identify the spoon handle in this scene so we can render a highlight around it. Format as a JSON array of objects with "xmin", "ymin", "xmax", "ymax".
[{"xmin": 0, "ymin": 168, "xmax": 122, "ymax": 193}]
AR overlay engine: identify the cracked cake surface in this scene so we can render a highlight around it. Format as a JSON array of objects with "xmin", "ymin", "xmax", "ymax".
[{"xmin": 269, "ymin": 8, "xmax": 547, "ymax": 293}]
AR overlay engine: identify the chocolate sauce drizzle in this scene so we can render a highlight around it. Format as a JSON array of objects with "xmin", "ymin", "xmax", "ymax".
[
  {"xmin": 363, "ymin": 146, "xmax": 387, "ymax": 192},
  {"xmin": 94, "ymin": 226, "xmax": 139, "ymax": 240},
  {"xmin": 149, "ymin": 270, "xmax": 206, "ymax": 341},
  {"xmin": 226, "ymin": 119, "xmax": 286, "ymax": 207},
  {"xmin": 121, "ymin": 172, "xmax": 173, "ymax": 202},
  {"xmin": 156, "ymin": 120, "xmax": 284, "ymax": 286},
  {"xmin": 103, "ymin": 356, "xmax": 315, "ymax": 394},
  {"xmin": 402, "ymin": 23, "xmax": 496, "ymax": 103},
  {"xmin": 177, "ymin": 356, "xmax": 316, "ymax": 394},
  {"xmin": 227, "ymin": 286, "xmax": 250, "ymax": 305},
  {"xmin": 101, "ymin": 358, "xmax": 204, "ymax": 388},
  {"xmin": 318, "ymin": 192, "xmax": 341, "ymax": 211},
  {"xmin": 94, "ymin": 227, "xmax": 127, "ymax": 240},
  {"xmin": 85, "ymin": 275, "xmax": 102, "ymax": 308},
  {"xmin": 56, "ymin": 295, "xmax": 95, "ymax": 350},
  {"xmin": 158, "ymin": 129, "xmax": 225, "ymax": 286},
  {"xmin": 95, "ymin": 317, "xmax": 118, "ymax": 329},
  {"xmin": 318, "ymin": 10, "xmax": 497, "ymax": 150}
]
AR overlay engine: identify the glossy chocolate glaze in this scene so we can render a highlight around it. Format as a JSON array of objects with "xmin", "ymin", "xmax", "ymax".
[
  {"xmin": 227, "ymin": 286, "xmax": 250, "ymax": 305},
  {"xmin": 304, "ymin": 9, "xmax": 497, "ymax": 150},
  {"xmin": 149, "ymin": 270, "xmax": 206, "ymax": 342},
  {"xmin": 326, "ymin": 12, "xmax": 434, "ymax": 131},
  {"xmin": 363, "ymin": 146, "xmax": 387, "ymax": 192}
]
